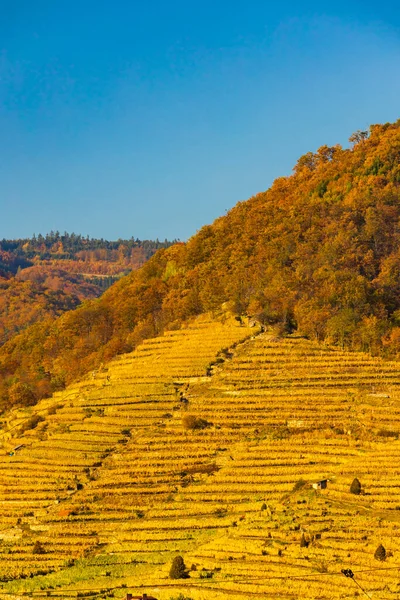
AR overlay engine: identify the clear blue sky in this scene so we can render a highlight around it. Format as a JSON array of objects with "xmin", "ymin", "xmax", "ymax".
[{"xmin": 1, "ymin": 1, "xmax": 400, "ymax": 241}]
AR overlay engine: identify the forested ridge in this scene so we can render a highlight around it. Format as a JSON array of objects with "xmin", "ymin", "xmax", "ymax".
[
  {"xmin": 0, "ymin": 232, "xmax": 173, "ymax": 276},
  {"xmin": 2, "ymin": 120, "xmax": 400, "ymax": 409}
]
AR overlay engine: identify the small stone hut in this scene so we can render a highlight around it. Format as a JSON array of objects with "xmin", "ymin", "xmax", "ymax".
[{"xmin": 312, "ymin": 479, "xmax": 329, "ymax": 490}]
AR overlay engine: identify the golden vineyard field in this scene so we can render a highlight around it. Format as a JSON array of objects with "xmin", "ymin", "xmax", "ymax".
[{"xmin": 1, "ymin": 312, "xmax": 400, "ymax": 599}]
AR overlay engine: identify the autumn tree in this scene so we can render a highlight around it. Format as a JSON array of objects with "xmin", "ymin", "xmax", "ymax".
[
  {"xmin": 8, "ymin": 382, "xmax": 36, "ymax": 407},
  {"xmin": 349, "ymin": 130, "xmax": 368, "ymax": 145}
]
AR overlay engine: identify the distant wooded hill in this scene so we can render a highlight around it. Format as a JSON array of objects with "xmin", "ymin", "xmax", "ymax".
[
  {"xmin": 0, "ymin": 234, "xmax": 173, "ymax": 351},
  {"xmin": 1, "ymin": 120, "xmax": 400, "ymax": 409},
  {"xmin": 0, "ymin": 232, "xmax": 173, "ymax": 276}
]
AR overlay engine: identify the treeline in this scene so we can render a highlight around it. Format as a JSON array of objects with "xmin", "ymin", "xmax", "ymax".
[
  {"xmin": 0, "ymin": 232, "xmax": 175, "ymax": 273},
  {"xmin": 2, "ymin": 120, "xmax": 400, "ymax": 410}
]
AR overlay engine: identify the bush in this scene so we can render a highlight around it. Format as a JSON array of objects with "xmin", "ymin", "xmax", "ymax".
[
  {"xmin": 350, "ymin": 478, "xmax": 362, "ymax": 495},
  {"xmin": 200, "ymin": 570, "xmax": 214, "ymax": 579},
  {"xmin": 169, "ymin": 555, "xmax": 188, "ymax": 579},
  {"xmin": 8, "ymin": 382, "xmax": 36, "ymax": 407},
  {"xmin": 32, "ymin": 541, "xmax": 46, "ymax": 554},
  {"xmin": 20, "ymin": 414, "xmax": 45, "ymax": 434},
  {"xmin": 292, "ymin": 479, "xmax": 307, "ymax": 492},
  {"xmin": 182, "ymin": 414, "xmax": 210, "ymax": 431},
  {"xmin": 377, "ymin": 428, "xmax": 399, "ymax": 438},
  {"xmin": 374, "ymin": 544, "xmax": 386, "ymax": 561},
  {"xmin": 300, "ymin": 534, "xmax": 309, "ymax": 548}
]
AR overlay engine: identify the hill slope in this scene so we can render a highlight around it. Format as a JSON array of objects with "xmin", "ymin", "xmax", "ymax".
[
  {"xmin": 1, "ymin": 314, "xmax": 400, "ymax": 599},
  {"xmin": 0, "ymin": 234, "xmax": 173, "ymax": 350},
  {"xmin": 1, "ymin": 120, "xmax": 400, "ymax": 409}
]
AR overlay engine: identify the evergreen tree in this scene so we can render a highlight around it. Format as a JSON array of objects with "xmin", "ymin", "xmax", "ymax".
[
  {"xmin": 374, "ymin": 544, "xmax": 386, "ymax": 561},
  {"xmin": 350, "ymin": 478, "xmax": 362, "ymax": 495},
  {"xmin": 169, "ymin": 555, "xmax": 187, "ymax": 579}
]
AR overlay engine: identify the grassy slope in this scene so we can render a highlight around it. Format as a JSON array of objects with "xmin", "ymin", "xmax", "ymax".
[{"xmin": 1, "ymin": 314, "xmax": 400, "ymax": 599}]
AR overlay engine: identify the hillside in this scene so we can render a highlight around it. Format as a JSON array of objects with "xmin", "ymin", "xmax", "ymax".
[
  {"xmin": 1, "ymin": 120, "xmax": 400, "ymax": 409},
  {"xmin": 1, "ymin": 314, "xmax": 400, "ymax": 599},
  {"xmin": 0, "ymin": 234, "xmax": 173, "ymax": 352},
  {"xmin": 0, "ymin": 275, "xmax": 97, "ymax": 347}
]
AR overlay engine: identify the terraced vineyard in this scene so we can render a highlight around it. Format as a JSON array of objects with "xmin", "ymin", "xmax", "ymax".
[{"xmin": 2, "ymin": 315, "xmax": 400, "ymax": 599}]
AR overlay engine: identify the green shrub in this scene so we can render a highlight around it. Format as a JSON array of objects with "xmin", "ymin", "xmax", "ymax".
[
  {"xmin": 169, "ymin": 555, "xmax": 188, "ymax": 579},
  {"xmin": 200, "ymin": 570, "xmax": 214, "ymax": 579},
  {"xmin": 374, "ymin": 544, "xmax": 386, "ymax": 561},
  {"xmin": 350, "ymin": 478, "xmax": 362, "ymax": 495}
]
